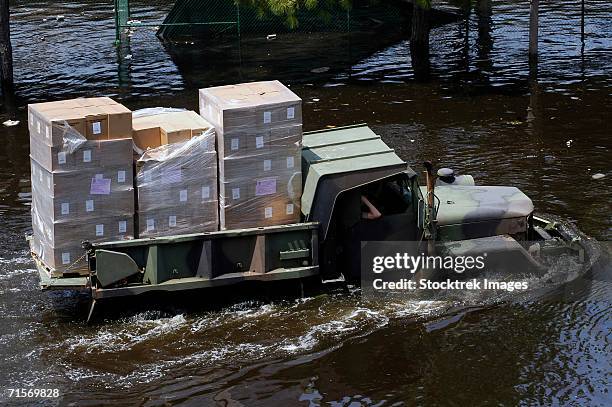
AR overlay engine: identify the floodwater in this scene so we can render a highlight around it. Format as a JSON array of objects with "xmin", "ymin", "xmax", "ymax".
[{"xmin": 0, "ymin": 0, "xmax": 611, "ymax": 405}]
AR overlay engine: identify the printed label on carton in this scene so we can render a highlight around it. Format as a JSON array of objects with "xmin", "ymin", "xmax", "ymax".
[
  {"xmin": 287, "ymin": 107, "xmax": 295, "ymax": 119},
  {"xmin": 90, "ymin": 177, "xmax": 111, "ymax": 195},
  {"xmin": 169, "ymin": 215, "xmax": 177, "ymax": 227},
  {"xmin": 92, "ymin": 121, "xmax": 102, "ymax": 135},
  {"xmin": 286, "ymin": 156, "xmax": 295, "ymax": 169},
  {"xmin": 231, "ymin": 138, "xmax": 239, "ymax": 151},
  {"xmin": 263, "ymin": 111, "xmax": 271, "ymax": 124},
  {"xmin": 85, "ymin": 199, "xmax": 94, "ymax": 212},
  {"xmin": 286, "ymin": 204, "xmax": 294, "ymax": 215},
  {"xmin": 83, "ymin": 150, "xmax": 92, "ymax": 163},
  {"xmin": 146, "ymin": 219, "xmax": 155, "ymax": 232},
  {"xmin": 118, "ymin": 220, "xmax": 127, "ymax": 233},
  {"xmin": 61, "ymin": 252, "xmax": 70, "ymax": 265},
  {"xmin": 162, "ymin": 168, "xmax": 182, "ymax": 184},
  {"xmin": 46, "ymin": 175, "xmax": 51, "ymax": 189},
  {"xmin": 57, "ymin": 152, "xmax": 66, "ymax": 165},
  {"xmin": 255, "ymin": 178, "xmax": 277, "ymax": 196},
  {"xmin": 263, "ymin": 160, "xmax": 271, "ymax": 171},
  {"xmin": 95, "ymin": 224, "xmax": 104, "ymax": 237},
  {"xmin": 256, "ymin": 136, "xmax": 264, "ymax": 149},
  {"xmin": 201, "ymin": 186, "xmax": 210, "ymax": 199},
  {"xmin": 61, "ymin": 202, "xmax": 70, "ymax": 215},
  {"xmin": 117, "ymin": 170, "xmax": 126, "ymax": 183},
  {"xmin": 179, "ymin": 189, "xmax": 188, "ymax": 202},
  {"xmin": 37, "ymin": 120, "xmax": 41, "ymax": 135},
  {"xmin": 232, "ymin": 188, "xmax": 240, "ymax": 200},
  {"xmin": 264, "ymin": 207, "xmax": 273, "ymax": 218},
  {"xmin": 45, "ymin": 125, "xmax": 51, "ymax": 140}
]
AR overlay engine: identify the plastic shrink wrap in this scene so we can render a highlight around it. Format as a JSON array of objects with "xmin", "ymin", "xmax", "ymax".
[
  {"xmin": 132, "ymin": 109, "xmax": 213, "ymax": 152},
  {"xmin": 134, "ymin": 111, "xmax": 218, "ymax": 238},
  {"xmin": 198, "ymin": 81, "xmax": 303, "ymax": 230},
  {"xmin": 29, "ymin": 98, "xmax": 135, "ymax": 275}
]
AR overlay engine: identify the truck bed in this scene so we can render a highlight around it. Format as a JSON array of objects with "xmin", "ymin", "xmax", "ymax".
[{"xmin": 32, "ymin": 222, "xmax": 320, "ymax": 298}]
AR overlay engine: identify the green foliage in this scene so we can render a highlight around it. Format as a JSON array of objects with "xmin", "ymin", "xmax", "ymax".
[
  {"xmin": 414, "ymin": 0, "xmax": 432, "ymax": 10},
  {"xmin": 238, "ymin": 0, "xmax": 353, "ymax": 29}
]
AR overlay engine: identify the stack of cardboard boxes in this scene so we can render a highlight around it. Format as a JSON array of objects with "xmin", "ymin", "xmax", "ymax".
[
  {"xmin": 133, "ymin": 110, "xmax": 218, "ymax": 237},
  {"xmin": 28, "ymin": 98, "xmax": 135, "ymax": 275},
  {"xmin": 198, "ymin": 81, "xmax": 303, "ymax": 230},
  {"xmin": 29, "ymin": 82, "xmax": 304, "ymax": 274}
]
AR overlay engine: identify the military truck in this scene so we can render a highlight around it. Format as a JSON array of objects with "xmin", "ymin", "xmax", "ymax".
[{"xmin": 30, "ymin": 124, "xmax": 592, "ymax": 318}]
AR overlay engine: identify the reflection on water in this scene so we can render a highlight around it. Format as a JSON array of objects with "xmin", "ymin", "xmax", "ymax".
[{"xmin": 0, "ymin": 0, "xmax": 610, "ymax": 405}]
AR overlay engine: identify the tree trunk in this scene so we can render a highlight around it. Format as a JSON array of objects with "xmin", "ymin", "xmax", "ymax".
[
  {"xmin": 0, "ymin": 0, "xmax": 13, "ymax": 90},
  {"xmin": 476, "ymin": 0, "xmax": 493, "ymax": 76},
  {"xmin": 410, "ymin": 1, "xmax": 431, "ymax": 80},
  {"xmin": 528, "ymin": 0, "xmax": 539, "ymax": 60}
]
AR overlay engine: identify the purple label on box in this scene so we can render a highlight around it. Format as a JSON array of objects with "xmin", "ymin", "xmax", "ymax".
[
  {"xmin": 90, "ymin": 177, "xmax": 111, "ymax": 195},
  {"xmin": 255, "ymin": 178, "xmax": 277, "ymax": 196}
]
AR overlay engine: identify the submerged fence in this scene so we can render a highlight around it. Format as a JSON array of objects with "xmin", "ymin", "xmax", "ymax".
[{"xmin": 114, "ymin": 0, "xmax": 405, "ymax": 42}]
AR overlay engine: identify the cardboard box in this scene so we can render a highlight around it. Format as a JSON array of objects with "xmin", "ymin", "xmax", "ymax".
[
  {"xmin": 221, "ymin": 196, "xmax": 300, "ymax": 230},
  {"xmin": 135, "ymin": 129, "xmax": 219, "ymax": 237},
  {"xmin": 220, "ymin": 149, "xmax": 301, "ymax": 182},
  {"xmin": 30, "ymin": 137, "xmax": 133, "ymax": 172},
  {"xmin": 133, "ymin": 124, "xmax": 162, "ymax": 150},
  {"xmin": 199, "ymin": 80, "xmax": 302, "ymax": 132},
  {"xmin": 28, "ymin": 98, "xmax": 132, "ymax": 147},
  {"xmin": 138, "ymin": 203, "xmax": 218, "ymax": 238},
  {"xmin": 199, "ymin": 81, "xmax": 303, "ymax": 230},
  {"xmin": 31, "ymin": 158, "xmax": 134, "ymax": 222},
  {"xmin": 132, "ymin": 110, "xmax": 214, "ymax": 150},
  {"xmin": 28, "ymin": 98, "xmax": 136, "ymax": 275},
  {"xmin": 31, "ymin": 218, "xmax": 134, "ymax": 275},
  {"xmin": 218, "ymin": 172, "xmax": 301, "ymax": 229}
]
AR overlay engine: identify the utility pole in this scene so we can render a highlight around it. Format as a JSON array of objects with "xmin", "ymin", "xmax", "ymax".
[
  {"xmin": 528, "ymin": 0, "xmax": 539, "ymax": 61},
  {"xmin": 0, "ymin": 0, "xmax": 13, "ymax": 89}
]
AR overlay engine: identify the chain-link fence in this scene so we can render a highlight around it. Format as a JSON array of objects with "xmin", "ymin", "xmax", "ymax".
[
  {"xmin": 112, "ymin": 0, "xmax": 408, "ymax": 85},
  {"xmin": 114, "ymin": 0, "xmax": 405, "ymax": 42}
]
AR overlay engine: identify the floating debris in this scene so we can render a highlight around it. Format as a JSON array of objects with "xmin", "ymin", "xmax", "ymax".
[
  {"xmin": 3, "ymin": 120, "xmax": 19, "ymax": 127},
  {"xmin": 56, "ymin": 15, "xmax": 65, "ymax": 21},
  {"xmin": 312, "ymin": 98, "xmax": 320, "ymax": 102},
  {"xmin": 124, "ymin": 54, "xmax": 133, "ymax": 60},
  {"xmin": 311, "ymin": 67, "xmax": 330, "ymax": 74},
  {"xmin": 591, "ymin": 173, "xmax": 605, "ymax": 180},
  {"xmin": 566, "ymin": 139, "xmax": 573, "ymax": 147},
  {"xmin": 266, "ymin": 34, "xmax": 276, "ymax": 40}
]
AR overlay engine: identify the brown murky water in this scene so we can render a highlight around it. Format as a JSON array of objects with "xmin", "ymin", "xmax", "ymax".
[{"xmin": 0, "ymin": 0, "xmax": 610, "ymax": 405}]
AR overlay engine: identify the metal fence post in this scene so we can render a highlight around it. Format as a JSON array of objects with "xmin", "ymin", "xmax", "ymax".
[{"xmin": 115, "ymin": 0, "xmax": 130, "ymax": 45}]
